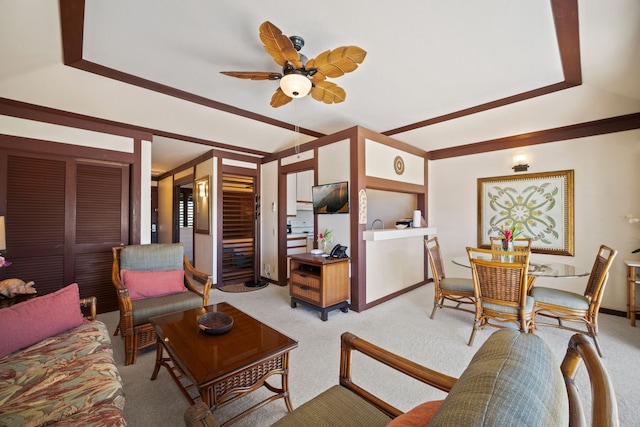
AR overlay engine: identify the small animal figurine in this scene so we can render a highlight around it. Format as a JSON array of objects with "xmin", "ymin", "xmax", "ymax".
[{"xmin": 0, "ymin": 278, "xmax": 37, "ymax": 298}]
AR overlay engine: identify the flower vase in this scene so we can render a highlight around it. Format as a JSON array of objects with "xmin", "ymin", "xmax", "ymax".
[
  {"xmin": 321, "ymin": 240, "xmax": 328, "ymax": 254},
  {"xmin": 501, "ymin": 241, "xmax": 514, "ymax": 263}
]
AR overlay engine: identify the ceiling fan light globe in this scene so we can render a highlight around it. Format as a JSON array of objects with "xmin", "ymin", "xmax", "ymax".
[{"xmin": 280, "ymin": 73, "xmax": 312, "ymax": 98}]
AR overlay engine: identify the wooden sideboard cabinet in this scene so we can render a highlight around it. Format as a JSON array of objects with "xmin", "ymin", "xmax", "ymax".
[{"xmin": 289, "ymin": 253, "xmax": 350, "ymax": 321}]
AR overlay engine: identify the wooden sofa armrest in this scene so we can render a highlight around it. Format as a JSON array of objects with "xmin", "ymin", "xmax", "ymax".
[
  {"xmin": 339, "ymin": 332, "xmax": 457, "ymax": 418},
  {"xmin": 561, "ymin": 334, "xmax": 618, "ymax": 427},
  {"xmin": 80, "ymin": 296, "xmax": 97, "ymax": 320},
  {"xmin": 111, "ymin": 246, "xmax": 133, "ymax": 336},
  {"xmin": 184, "ymin": 255, "xmax": 213, "ymax": 305}
]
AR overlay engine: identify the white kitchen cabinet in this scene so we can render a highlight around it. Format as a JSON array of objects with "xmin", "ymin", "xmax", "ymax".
[{"xmin": 296, "ymin": 170, "xmax": 313, "ymax": 202}]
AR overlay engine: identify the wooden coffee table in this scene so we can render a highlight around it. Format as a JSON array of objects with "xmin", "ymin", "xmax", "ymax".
[{"xmin": 150, "ymin": 302, "xmax": 298, "ymax": 426}]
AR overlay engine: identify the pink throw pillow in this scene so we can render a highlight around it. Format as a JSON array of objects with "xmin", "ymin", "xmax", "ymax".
[
  {"xmin": 0, "ymin": 283, "xmax": 85, "ymax": 358},
  {"xmin": 120, "ymin": 269, "xmax": 186, "ymax": 300},
  {"xmin": 386, "ymin": 400, "xmax": 444, "ymax": 427}
]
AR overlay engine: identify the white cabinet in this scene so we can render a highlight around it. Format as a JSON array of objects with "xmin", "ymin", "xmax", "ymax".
[{"xmin": 296, "ymin": 170, "xmax": 313, "ymax": 202}]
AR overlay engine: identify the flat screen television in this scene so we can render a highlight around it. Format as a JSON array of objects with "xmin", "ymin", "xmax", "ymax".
[{"xmin": 312, "ymin": 181, "xmax": 349, "ymax": 214}]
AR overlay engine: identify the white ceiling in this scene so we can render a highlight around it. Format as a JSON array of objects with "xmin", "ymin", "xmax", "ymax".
[{"xmin": 1, "ymin": 1, "xmax": 639, "ymax": 175}]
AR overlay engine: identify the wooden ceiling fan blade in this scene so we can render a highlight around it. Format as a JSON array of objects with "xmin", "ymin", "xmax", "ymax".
[
  {"xmin": 308, "ymin": 46, "xmax": 367, "ymax": 82},
  {"xmin": 220, "ymin": 71, "xmax": 282, "ymax": 81},
  {"xmin": 310, "ymin": 81, "xmax": 346, "ymax": 104},
  {"xmin": 270, "ymin": 87, "xmax": 293, "ymax": 108},
  {"xmin": 259, "ymin": 21, "xmax": 302, "ymax": 69}
]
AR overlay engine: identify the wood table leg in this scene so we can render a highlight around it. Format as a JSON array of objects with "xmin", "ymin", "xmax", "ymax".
[
  {"xmin": 631, "ymin": 265, "xmax": 637, "ymax": 327},
  {"xmin": 281, "ymin": 352, "xmax": 294, "ymax": 412},
  {"xmin": 151, "ymin": 338, "xmax": 164, "ymax": 380}
]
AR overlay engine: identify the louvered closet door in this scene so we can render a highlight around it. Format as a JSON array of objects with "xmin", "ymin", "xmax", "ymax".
[
  {"xmin": 222, "ymin": 174, "xmax": 255, "ymax": 285},
  {"xmin": 5, "ymin": 156, "xmax": 67, "ymax": 297},
  {"xmin": 3, "ymin": 155, "xmax": 128, "ymax": 314},
  {"xmin": 75, "ymin": 162, "xmax": 129, "ymax": 313}
]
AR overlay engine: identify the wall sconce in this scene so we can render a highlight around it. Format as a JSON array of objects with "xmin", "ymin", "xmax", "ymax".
[
  {"xmin": 195, "ymin": 176, "xmax": 210, "ymax": 235},
  {"xmin": 198, "ymin": 181, "xmax": 208, "ymax": 199},
  {"xmin": 0, "ymin": 216, "xmax": 6, "ymax": 251},
  {"xmin": 512, "ymin": 155, "xmax": 529, "ymax": 172}
]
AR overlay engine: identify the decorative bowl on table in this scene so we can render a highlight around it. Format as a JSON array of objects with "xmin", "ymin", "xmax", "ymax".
[
  {"xmin": 197, "ymin": 312, "xmax": 234, "ymax": 335},
  {"xmin": 395, "ymin": 224, "xmax": 408, "ymax": 229}
]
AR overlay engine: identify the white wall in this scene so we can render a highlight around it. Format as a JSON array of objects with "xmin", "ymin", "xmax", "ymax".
[
  {"xmin": 261, "ymin": 160, "xmax": 279, "ymax": 279},
  {"xmin": 158, "ymin": 176, "xmax": 174, "ymax": 244},
  {"xmin": 140, "ymin": 140, "xmax": 152, "ymax": 244},
  {"xmin": 429, "ymin": 130, "xmax": 640, "ymax": 312},
  {"xmin": 195, "ymin": 158, "xmax": 215, "ymax": 280}
]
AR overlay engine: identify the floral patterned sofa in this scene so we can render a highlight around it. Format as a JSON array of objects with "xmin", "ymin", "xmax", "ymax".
[{"xmin": 0, "ymin": 284, "xmax": 126, "ymax": 426}]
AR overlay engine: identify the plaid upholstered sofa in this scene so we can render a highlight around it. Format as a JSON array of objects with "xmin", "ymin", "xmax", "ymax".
[
  {"xmin": 0, "ymin": 284, "xmax": 126, "ymax": 426},
  {"xmin": 184, "ymin": 329, "xmax": 617, "ymax": 427}
]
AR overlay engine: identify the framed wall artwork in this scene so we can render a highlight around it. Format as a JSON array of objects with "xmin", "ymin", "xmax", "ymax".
[
  {"xmin": 477, "ymin": 170, "xmax": 574, "ymax": 256},
  {"xmin": 195, "ymin": 176, "xmax": 210, "ymax": 235}
]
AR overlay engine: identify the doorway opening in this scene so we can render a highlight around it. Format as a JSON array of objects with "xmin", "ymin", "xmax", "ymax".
[
  {"xmin": 173, "ymin": 180, "xmax": 194, "ymax": 263},
  {"xmin": 177, "ymin": 184, "xmax": 194, "ymax": 262},
  {"xmin": 221, "ymin": 173, "xmax": 260, "ymax": 285}
]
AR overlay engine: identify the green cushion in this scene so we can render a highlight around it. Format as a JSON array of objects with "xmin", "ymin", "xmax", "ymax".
[
  {"xmin": 531, "ymin": 286, "xmax": 589, "ymax": 310},
  {"xmin": 132, "ymin": 292, "xmax": 202, "ymax": 326},
  {"xmin": 271, "ymin": 385, "xmax": 391, "ymax": 427},
  {"xmin": 483, "ymin": 295, "xmax": 535, "ymax": 314},
  {"xmin": 440, "ymin": 277, "xmax": 474, "ymax": 292},
  {"xmin": 429, "ymin": 329, "xmax": 568, "ymax": 427},
  {"xmin": 121, "ymin": 243, "xmax": 184, "ymax": 272}
]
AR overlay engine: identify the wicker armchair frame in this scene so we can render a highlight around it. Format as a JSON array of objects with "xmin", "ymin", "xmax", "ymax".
[
  {"xmin": 112, "ymin": 244, "xmax": 213, "ymax": 365},
  {"xmin": 424, "ymin": 237, "xmax": 475, "ymax": 319},
  {"xmin": 80, "ymin": 296, "xmax": 97, "ymax": 320},
  {"xmin": 562, "ymin": 333, "xmax": 618, "ymax": 426},
  {"xmin": 533, "ymin": 244, "xmax": 617, "ymax": 357},
  {"xmin": 340, "ymin": 332, "xmax": 617, "ymax": 427},
  {"xmin": 466, "ymin": 246, "xmax": 534, "ymax": 346}
]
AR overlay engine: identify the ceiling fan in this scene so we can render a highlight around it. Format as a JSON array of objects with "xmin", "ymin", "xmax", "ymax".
[{"xmin": 221, "ymin": 21, "xmax": 367, "ymax": 108}]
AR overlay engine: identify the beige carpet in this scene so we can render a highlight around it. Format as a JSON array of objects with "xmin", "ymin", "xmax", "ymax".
[{"xmin": 98, "ymin": 283, "xmax": 640, "ymax": 426}]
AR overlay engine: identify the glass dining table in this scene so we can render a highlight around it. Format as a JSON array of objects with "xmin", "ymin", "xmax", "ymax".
[
  {"xmin": 451, "ymin": 256, "xmax": 590, "ymax": 279},
  {"xmin": 451, "ymin": 256, "xmax": 589, "ymax": 291}
]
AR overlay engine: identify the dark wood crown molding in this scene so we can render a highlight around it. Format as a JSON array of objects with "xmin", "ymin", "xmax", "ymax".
[{"xmin": 428, "ymin": 112, "xmax": 640, "ymax": 160}]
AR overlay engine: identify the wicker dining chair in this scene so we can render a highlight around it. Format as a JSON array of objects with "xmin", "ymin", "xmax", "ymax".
[
  {"xmin": 490, "ymin": 237, "xmax": 534, "ymax": 291},
  {"xmin": 424, "ymin": 237, "xmax": 475, "ymax": 319},
  {"xmin": 112, "ymin": 243, "xmax": 213, "ymax": 365},
  {"xmin": 531, "ymin": 244, "xmax": 617, "ymax": 357},
  {"xmin": 466, "ymin": 246, "xmax": 534, "ymax": 346}
]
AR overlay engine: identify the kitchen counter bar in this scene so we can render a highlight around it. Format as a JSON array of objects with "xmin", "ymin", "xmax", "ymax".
[{"xmin": 362, "ymin": 227, "xmax": 436, "ymax": 241}]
